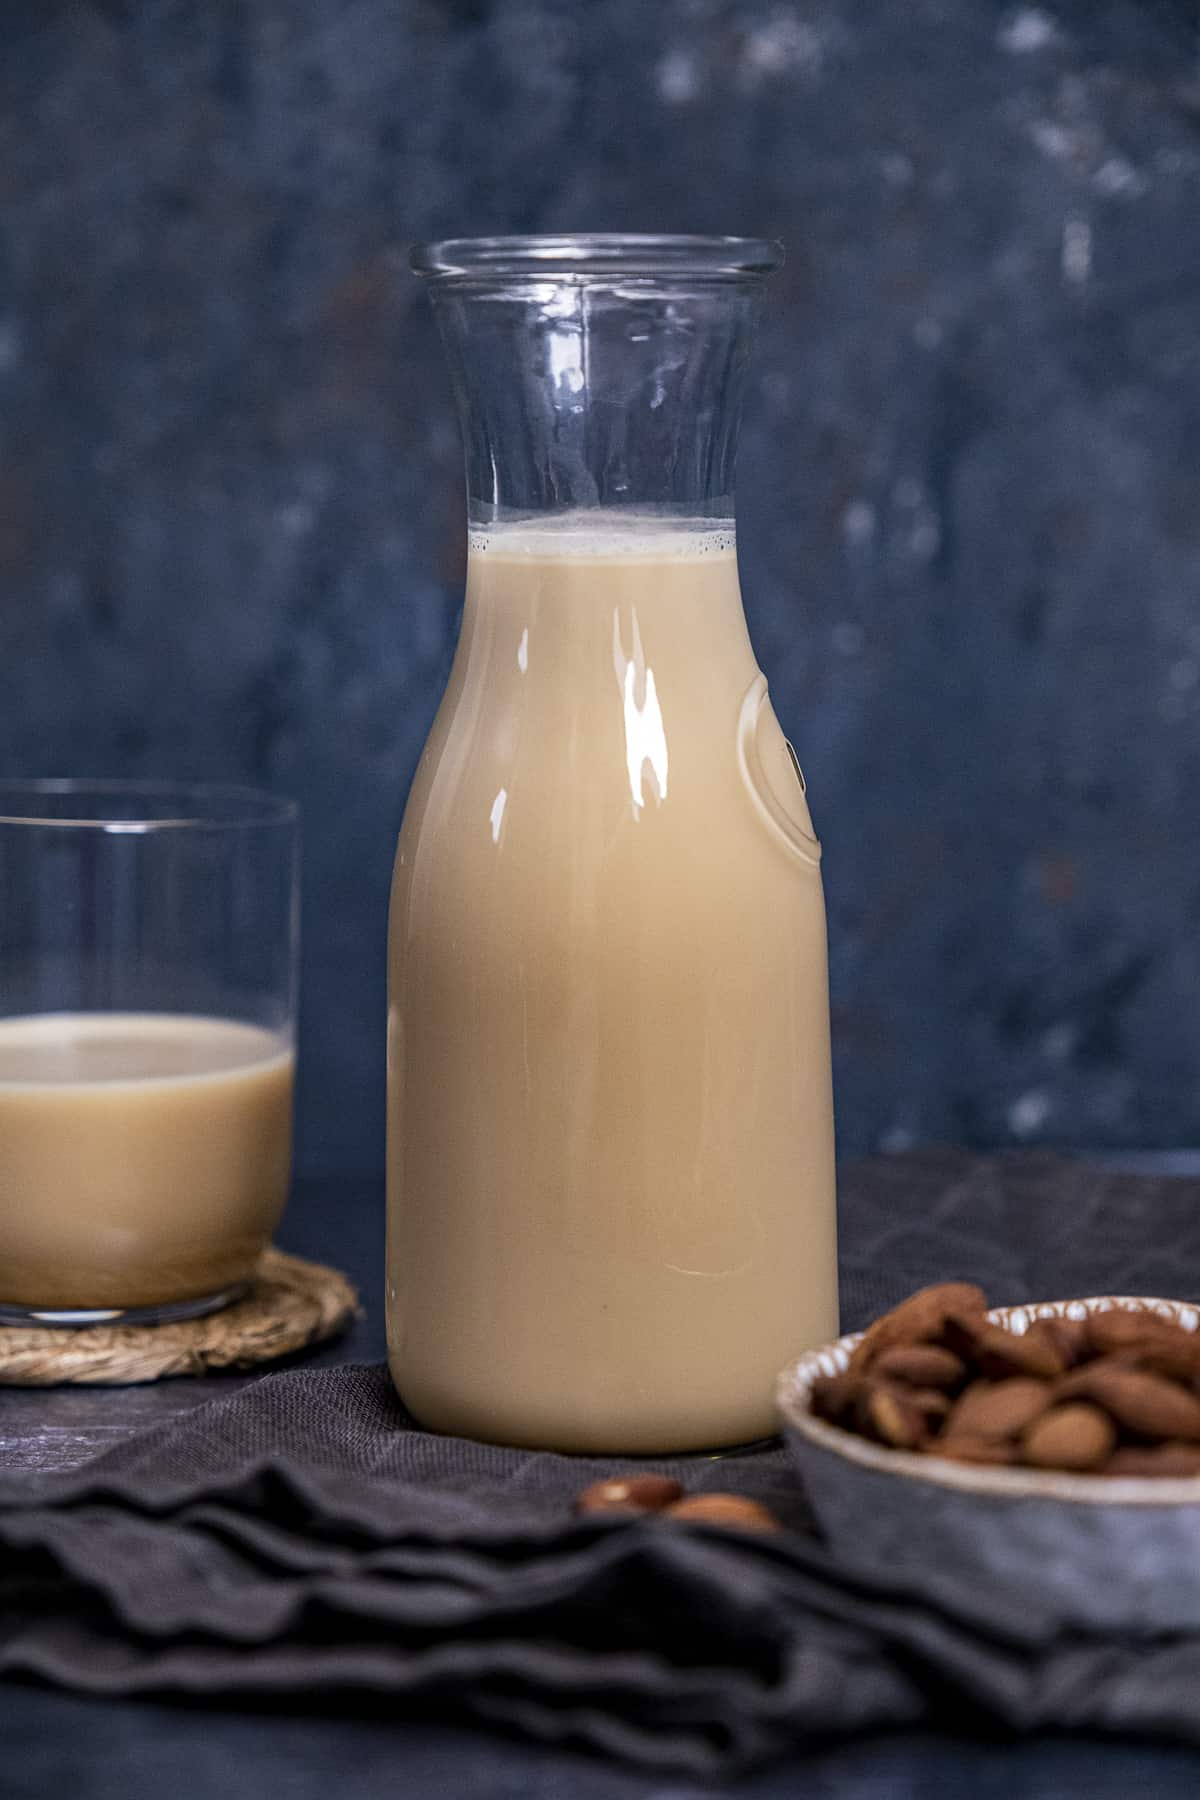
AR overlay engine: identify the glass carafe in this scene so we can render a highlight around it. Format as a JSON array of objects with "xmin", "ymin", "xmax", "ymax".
[{"xmin": 388, "ymin": 236, "xmax": 836, "ymax": 1453}]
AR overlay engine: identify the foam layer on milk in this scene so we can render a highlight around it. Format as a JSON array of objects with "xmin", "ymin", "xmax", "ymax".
[
  {"xmin": 468, "ymin": 512, "xmax": 736, "ymax": 561},
  {"xmin": 0, "ymin": 1013, "xmax": 291, "ymax": 1090}
]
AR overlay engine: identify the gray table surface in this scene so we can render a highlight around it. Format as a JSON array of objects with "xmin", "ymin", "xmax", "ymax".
[{"xmin": 4, "ymin": 1163, "xmax": 1200, "ymax": 1799}]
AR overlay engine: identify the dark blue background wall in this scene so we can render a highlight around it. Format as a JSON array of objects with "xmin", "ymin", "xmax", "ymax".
[{"xmin": 3, "ymin": 0, "xmax": 1199, "ymax": 1174}]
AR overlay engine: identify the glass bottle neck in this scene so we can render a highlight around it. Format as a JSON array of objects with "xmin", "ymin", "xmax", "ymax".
[{"xmin": 425, "ymin": 271, "xmax": 767, "ymax": 527}]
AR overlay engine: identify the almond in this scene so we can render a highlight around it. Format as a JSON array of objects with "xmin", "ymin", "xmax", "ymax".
[
  {"xmin": 664, "ymin": 1493, "xmax": 781, "ymax": 1533},
  {"xmin": 1056, "ymin": 1364, "xmax": 1200, "ymax": 1441},
  {"xmin": 904, "ymin": 1386, "xmax": 952, "ymax": 1427},
  {"xmin": 872, "ymin": 1344, "xmax": 965, "ymax": 1390},
  {"xmin": 1085, "ymin": 1309, "xmax": 1193, "ymax": 1358},
  {"xmin": 809, "ymin": 1371, "xmax": 861, "ymax": 1426},
  {"xmin": 1024, "ymin": 1315, "xmax": 1089, "ymax": 1369},
  {"xmin": 573, "ymin": 1474, "xmax": 684, "ymax": 1515},
  {"xmin": 974, "ymin": 1324, "xmax": 1064, "ymax": 1381},
  {"xmin": 940, "ymin": 1309, "xmax": 990, "ymax": 1361},
  {"xmin": 945, "ymin": 1376, "xmax": 1052, "ymax": 1441},
  {"xmin": 1121, "ymin": 1342, "xmax": 1200, "ymax": 1383},
  {"xmin": 930, "ymin": 1434, "xmax": 1016, "ymax": 1467},
  {"xmin": 1105, "ymin": 1443, "xmax": 1200, "ymax": 1477},
  {"xmin": 847, "ymin": 1281, "xmax": 987, "ymax": 1375},
  {"xmin": 1021, "ymin": 1403, "xmax": 1115, "ymax": 1471},
  {"xmin": 857, "ymin": 1381, "xmax": 927, "ymax": 1449}
]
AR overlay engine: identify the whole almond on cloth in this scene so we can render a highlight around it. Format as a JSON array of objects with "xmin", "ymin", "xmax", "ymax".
[
  {"xmin": 945, "ymin": 1377, "xmax": 1052, "ymax": 1442},
  {"xmin": 1022, "ymin": 1403, "xmax": 1115, "ymax": 1472},
  {"xmin": 573, "ymin": 1475, "xmax": 684, "ymax": 1515},
  {"xmin": 847, "ymin": 1281, "xmax": 987, "ymax": 1376},
  {"xmin": 1057, "ymin": 1364, "xmax": 1200, "ymax": 1441},
  {"xmin": 664, "ymin": 1494, "xmax": 781, "ymax": 1533}
]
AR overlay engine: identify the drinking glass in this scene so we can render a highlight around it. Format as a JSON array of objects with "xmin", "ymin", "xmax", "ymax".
[{"xmin": 0, "ymin": 780, "xmax": 298, "ymax": 1325}]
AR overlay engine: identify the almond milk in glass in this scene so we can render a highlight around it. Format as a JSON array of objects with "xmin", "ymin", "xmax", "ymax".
[
  {"xmin": 0, "ymin": 781, "xmax": 297, "ymax": 1324},
  {"xmin": 388, "ymin": 237, "xmax": 836, "ymax": 1451}
]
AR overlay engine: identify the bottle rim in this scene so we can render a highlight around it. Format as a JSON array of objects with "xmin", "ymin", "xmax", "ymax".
[{"xmin": 410, "ymin": 234, "xmax": 784, "ymax": 281}]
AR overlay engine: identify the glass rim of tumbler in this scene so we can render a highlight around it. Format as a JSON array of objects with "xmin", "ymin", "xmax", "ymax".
[
  {"xmin": 0, "ymin": 779, "xmax": 297, "ymax": 833},
  {"xmin": 410, "ymin": 233, "xmax": 785, "ymax": 282}
]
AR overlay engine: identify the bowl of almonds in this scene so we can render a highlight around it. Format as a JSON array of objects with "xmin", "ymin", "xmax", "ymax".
[{"xmin": 778, "ymin": 1283, "xmax": 1200, "ymax": 1631}]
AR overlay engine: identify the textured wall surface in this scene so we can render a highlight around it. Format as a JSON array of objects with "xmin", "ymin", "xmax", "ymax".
[{"xmin": 2, "ymin": 0, "xmax": 1198, "ymax": 1174}]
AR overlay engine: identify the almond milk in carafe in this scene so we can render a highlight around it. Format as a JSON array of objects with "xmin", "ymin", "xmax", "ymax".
[{"xmin": 389, "ymin": 238, "xmax": 836, "ymax": 1452}]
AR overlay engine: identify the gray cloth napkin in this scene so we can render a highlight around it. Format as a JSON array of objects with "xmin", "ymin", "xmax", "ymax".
[{"xmin": 3, "ymin": 1149, "xmax": 1200, "ymax": 1777}]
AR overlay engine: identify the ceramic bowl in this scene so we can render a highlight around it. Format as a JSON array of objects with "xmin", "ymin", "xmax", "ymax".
[{"xmin": 778, "ymin": 1295, "xmax": 1200, "ymax": 1633}]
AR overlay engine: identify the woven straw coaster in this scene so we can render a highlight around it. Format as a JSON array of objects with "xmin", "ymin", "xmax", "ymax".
[{"xmin": 0, "ymin": 1249, "xmax": 360, "ymax": 1386}]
